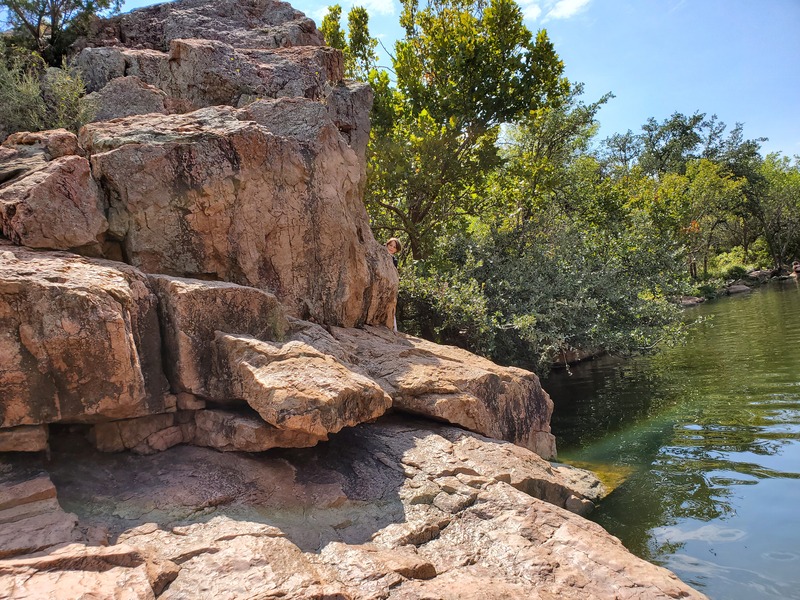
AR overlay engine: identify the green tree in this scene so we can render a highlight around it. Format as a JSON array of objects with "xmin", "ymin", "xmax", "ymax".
[
  {"xmin": 756, "ymin": 154, "xmax": 800, "ymax": 267},
  {"xmin": 493, "ymin": 85, "xmax": 611, "ymax": 228},
  {"xmin": 367, "ymin": 0, "xmax": 568, "ymax": 259},
  {"xmin": 1, "ymin": 0, "xmax": 121, "ymax": 66},
  {"xmin": 319, "ymin": 4, "xmax": 346, "ymax": 51},
  {"xmin": 346, "ymin": 6, "xmax": 377, "ymax": 80},
  {"xmin": 638, "ymin": 112, "xmax": 704, "ymax": 176},
  {"xmin": 319, "ymin": 4, "xmax": 377, "ymax": 80}
]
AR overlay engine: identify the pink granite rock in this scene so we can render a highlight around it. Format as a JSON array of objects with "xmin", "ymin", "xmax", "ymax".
[{"xmin": 0, "ymin": 244, "xmax": 168, "ymax": 428}]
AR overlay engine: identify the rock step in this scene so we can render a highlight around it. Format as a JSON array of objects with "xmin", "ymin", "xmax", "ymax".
[{"xmin": 0, "ymin": 466, "xmax": 84, "ymax": 559}]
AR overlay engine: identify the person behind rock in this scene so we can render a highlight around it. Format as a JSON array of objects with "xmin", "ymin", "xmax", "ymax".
[
  {"xmin": 385, "ymin": 238, "xmax": 402, "ymax": 331},
  {"xmin": 385, "ymin": 237, "xmax": 401, "ymax": 268}
]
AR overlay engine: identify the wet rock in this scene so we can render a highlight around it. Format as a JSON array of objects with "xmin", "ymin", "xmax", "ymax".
[{"xmin": 727, "ymin": 284, "xmax": 751, "ymax": 294}]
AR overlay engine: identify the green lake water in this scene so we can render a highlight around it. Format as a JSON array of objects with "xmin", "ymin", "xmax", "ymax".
[{"xmin": 546, "ymin": 281, "xmax": 800, "ymax": 600}]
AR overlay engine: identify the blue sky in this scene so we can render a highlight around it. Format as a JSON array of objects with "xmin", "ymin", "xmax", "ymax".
[{"xmin": 120, "ymin": 0, "xmax": 800, "ymax": 156}]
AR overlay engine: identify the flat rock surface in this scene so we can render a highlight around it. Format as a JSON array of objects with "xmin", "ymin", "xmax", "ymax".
[{"xmin": 0, "ymin": 417, "xmax": 707, "ymax": 599}]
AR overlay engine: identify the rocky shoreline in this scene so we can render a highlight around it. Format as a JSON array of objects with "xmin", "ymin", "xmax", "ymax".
[
  {"xmin": 0, "ymin": 0, "xmax": 708, "ymax": 597},
  {"xmin": 1, "ymin": 416, "xmax": 708, "ymax": 599}
]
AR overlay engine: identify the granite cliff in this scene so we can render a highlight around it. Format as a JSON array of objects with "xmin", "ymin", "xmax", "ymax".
[{"xmin": 0, "ymin": 0, "xmax": 707, "ymax": 598}]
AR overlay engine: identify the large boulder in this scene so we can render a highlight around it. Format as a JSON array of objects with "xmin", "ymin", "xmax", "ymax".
[
  {"xmin": 148, "ymin": 274, "xmax": 290, "ymax": 397},
  {"xmin": 85, "ymin": 76, "xmax": 169, "ymax": 122},
  {"xmin": 0, "ymin": 243, "xmax": 169, "ymax": 427},
  {"xmin": 81, "ymin": 106, "xmax": 396, "ymax": 328},
  {"xmin": 0, "ymin": 131, "xmax": 107, "ymax": 252},
  {"xmin": 0, "ymin": 155, "xmax": 106, "ymax": 251},
  {"xmin": 148, "ymin": 274, "xmax": 391, "ymax": 441},
  {"xmin": 217, "ymin": 332, "xmax": 392, "ymax": 438},
  {"xmin": 75, "ymin": 40, "xmax": 343, "ymax": 108}
]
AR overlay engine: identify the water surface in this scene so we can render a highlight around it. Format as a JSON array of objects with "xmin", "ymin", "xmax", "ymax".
[{"xmin": 546, "ymin": 281, "xmax": 800, "ymax": 600}]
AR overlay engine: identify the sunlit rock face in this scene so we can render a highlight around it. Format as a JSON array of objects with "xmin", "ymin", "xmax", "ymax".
[
  {"xmin": 0, "ymin": 131, "xmax": 107, "ymax": 253},
  {"xmin": 79, "ymin": 106, "xmax": 395, "ymax": 328},
  {"xmin": 0, "ymin": 0, "xmax": 549, "ymax": 459},
  {"xmin": 331, "ymin": 325, "xmax": 558, "ymax": 458}
]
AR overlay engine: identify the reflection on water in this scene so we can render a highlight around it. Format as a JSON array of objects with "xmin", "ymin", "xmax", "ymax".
[{"xmin": 546, "ymin": 281, "xmax": 800, "ymax": 600}]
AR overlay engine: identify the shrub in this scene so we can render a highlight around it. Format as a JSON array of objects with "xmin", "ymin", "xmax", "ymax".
[
  {"xmin": 0, "ymin": 44, "xmax": 93, "ymax": 138},
  {"xmin": 0, "ymin": 50, "xmax": 48, "ymax": 136},
  {"xmin": 397, "ymin": 268, "xmax": 496, "ymax": 357}
]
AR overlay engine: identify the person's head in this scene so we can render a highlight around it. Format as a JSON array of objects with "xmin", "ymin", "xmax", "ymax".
[{"xmin": 386, "ymin": 237, "xmax": 401, "ymax": 255}]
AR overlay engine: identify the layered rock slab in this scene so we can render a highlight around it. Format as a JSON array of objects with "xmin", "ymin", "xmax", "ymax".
[
  {"xmin": 5, "ymin": 419, "xmax": 706, "ymax": 600},
  {"xmin": 0, "ymin": 244, "xmax": 168, "ymax": 427},
  {"xmin": 90, "ymin": 408, "xmax": 325, "ymax": 454},
  {"xmin": 0, "ymin": 462, "xmax": 88, "ymax": 560},
  {"xmin": 331, "ymin": 325, "xmax": 557, "ymax": 459},
  {"xmin": 149, "ymin": 274, "xmax": 391, "ymax": 442},
  {"xmin": 0, "ymin": 544, "xmax": 165, "ymax": 600}
]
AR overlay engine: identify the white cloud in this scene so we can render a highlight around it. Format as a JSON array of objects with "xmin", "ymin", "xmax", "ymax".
[
  {"xmin": 311, "ymin": 5, "xmax": 330, "ymax": 22},
  {"xmin": 520, "ymin": 0, "xmax": 590, "ymax": 23},
  {"xmin": 545, "ymin": 0, "xmax": 591, "ymax": 20},
  {"xmin": 520, "ymin": 1, "xmax": 543, "ymax": 22},
  {"xmin": 308, "ymin": 0, "xmax": 396, "ymax": 24},
  {"xmin": 360, "ymin": 0, "xmax": 397, "ymax": 16}
]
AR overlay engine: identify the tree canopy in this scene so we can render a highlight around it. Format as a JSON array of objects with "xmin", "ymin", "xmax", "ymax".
[{"xmin": 345, "ymin": 0, "xmax": 570, "ymax": 259}]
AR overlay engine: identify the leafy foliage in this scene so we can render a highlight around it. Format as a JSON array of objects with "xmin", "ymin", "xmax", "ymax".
[
  {"xmin": 0, "ymin": 44, "xmax": 93, "ymax": 137},
  {"xmin": 362, "ymin": 0, "xmax": 568, "ymax": 259},
  {"xmin": 319, "ymin": 2, "xmax": 800, "ymax": 374},
  {"xmin": 319, "ymin": 3, "xmax": 377, "ymax": 80}
]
